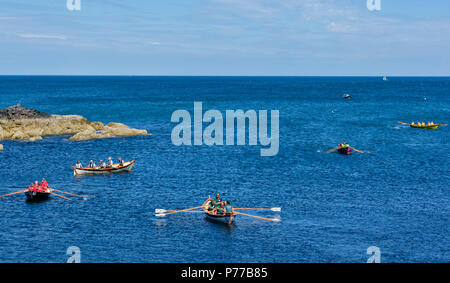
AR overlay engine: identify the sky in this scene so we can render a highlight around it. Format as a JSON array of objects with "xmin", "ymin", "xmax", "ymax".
[{"xmin": 0, "ymin": 0, "xmax": 449, "ymax": 76}]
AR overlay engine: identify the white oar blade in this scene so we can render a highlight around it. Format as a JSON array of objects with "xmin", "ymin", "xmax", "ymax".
[
  {"xmin": 271, "ymin": 207, "xmax": 281, "ymax": 212},
  {"xmin": 155, "ymin": 209, "xmax": 167, "ymax": 213},
  {"xmin": 155, "ymin": 213, "xmax": 167, "ymax": 217},
  {"xmin": 272, "ymin": 218, "xmax": 281, "ymax": 222}
]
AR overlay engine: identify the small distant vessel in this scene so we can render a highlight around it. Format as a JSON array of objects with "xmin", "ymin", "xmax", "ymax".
[
  {"xmin": 0, "ymin": 181, "xmax": 85, "ymax": 202},
  {"xmin": 327, "ymin": 143, "xmax": 364, "ymax": 154},
  {"xmin": 383, "ymin": 76, "xmax": 388, "ymax": 81},
  {"xmin": 410, "ymin": 123, "xmax": 439, "ymax": 129},
  {"xmin": 155, "ymin": 198, "xmax": 281, "ymax": 225},
  {"xmin": 73, "ymin": 160, "xmax": 135, "ymax": 176},
  {"xmin": 343, "ymin": 94, "xmax": 352, "ymax": 99},
  {"xmin": 202, "ymin": 198, "xmax": 236, "ymax": 225},
  {"xmin": 398, "ymin": 121, "xmax": 442, "ymax": 130}
]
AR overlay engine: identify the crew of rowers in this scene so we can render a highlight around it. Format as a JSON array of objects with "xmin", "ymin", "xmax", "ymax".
[
  {"xmin": 206, "ymin": 193, "xmax": 233, "ymax": 215},
  {"xmin": 411, "ymin": 121, "xmax": 436, "ymax": 126},
  {"xmin": 75, "ymin": 157, "xmax": 124, "ymax": 169},
  {"xmin": 338, "ymin": 142, "xmax": 350, "ymax": 149},
  {"xmin": 28, "ymin": 179, "xmax": 49, "ymax": 192}
]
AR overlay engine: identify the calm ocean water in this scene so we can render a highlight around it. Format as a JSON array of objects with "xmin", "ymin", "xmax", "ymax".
[{"xmin": 0, "ymin": 76, "xmax": 448, "ymax": 263}]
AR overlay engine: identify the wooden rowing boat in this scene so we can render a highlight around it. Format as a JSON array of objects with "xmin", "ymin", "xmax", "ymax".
[
  {"xmin": 410, "ymin": 124, "xmax": 440, "ymax": 129},
  {"xmin": 25, "ymin": 189, "xmax": 51, "ymax": 202},
  {"xmin": 398, "ymin": 121, "xmax": 441, "ymax": 129},
  {"xmin": 73, "ymin": 160, "xmax": 135, "ymax": 176},
  {"xmin": 337, "ymin": 147, "xmax": 352, "ymax": 155},
  {"xmin": 202, "ymin": 199, "xmax": 236, "ymax": 225}
]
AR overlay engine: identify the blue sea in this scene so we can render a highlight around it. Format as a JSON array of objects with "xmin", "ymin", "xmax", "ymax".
[{"xmin": 0, "ymin": 76, "xmax": 448, "ymax": 263}]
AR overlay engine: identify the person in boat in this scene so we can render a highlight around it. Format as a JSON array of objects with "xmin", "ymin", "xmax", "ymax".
[
  {"xmin": 106, "ymin": 157, "xmax": 113, "ymax": 168},
  {"xmin": 88, "ymin": 160, "xmax": 96, "ymax": 168},
  {"xmin": 211, "ymin": 193, "xmax": 223, "ymax": 208},
  {"xmin": 40, "ymin": 178, "xmax": 48, "ymax": 191},
  {"xmin": 118, "ymin": 157, "xmax": 124, "ymax": 166},
  {"xmin": 215, "ymin": 202, "xmax": 226, "ymax": 215},
  {"xmin": 224, "ymin": 201, "xmax": 233, "ymax": 215},
  {"xmin": 206, "ymin": 200, "xmax": 215, "ymax": 212},
  {"xmin": 338, "ymin": 142, "xmax": 349, "ymax": 149},
  {"xmin": 28, "ymin": 183, "xmax": 34, "ymax": 192},
  {"xmin": 75, "ymin": 160, "xmax": 83, "ymax": 168},
  {"xmin": 33, "ymin": 181, "xmax": 41, "ymax": 192},
  {"xmin": 99, "ymin": 160, "xmax": 106, "ymax": 168}
]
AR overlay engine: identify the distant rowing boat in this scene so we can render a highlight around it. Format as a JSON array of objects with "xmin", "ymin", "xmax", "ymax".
[
  {"xmin": 202, "ymin": 198, "xmax": 236, "ymax": 225},
  {"xmin": 73, "ymin": 160, "xmax": 135, "ymax": 176},
  {"xmin": 410, "ymin": 124, "xmax": 439, "ymax": 129},
  {"xmin": 398, "ymin": 121, "xmax": 442, "ymax": 130}
]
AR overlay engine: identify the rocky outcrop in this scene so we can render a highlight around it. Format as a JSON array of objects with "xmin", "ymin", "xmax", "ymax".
[
  {"xmin": 0, "ymin": 105, "xmax": 149, "ymax": 142},
  {"xmin": 0, "ymin": 104, "xmax": 50, "ymax": 120}
]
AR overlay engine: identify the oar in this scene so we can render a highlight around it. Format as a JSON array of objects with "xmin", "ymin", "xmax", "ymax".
[
  {"xmin": 51, "ymin": 188, "xmax": 87, "ymax": 198},
  {"xmin": 350, "ymin": 147, "xmax": 364, "ymax": 153},
  {"xmin": 155, "ymin": 205, "xmax": 205, "ymax": 217},
  {"xmin": 234, "ymin": 207, "xmax": 281, "ymax": 212},
  {"xmin": 49, "ymin": 192, "xmax": 72, "ymax": 201},
  {"xmin": 156, "ymin": 209, "xmax": 205, "ymax": 213},
  {"xmin": 234, "ymin": 211, "xmax": 281, "ymax": 222},
  {"xmin": 0, "ymin": 189, "xmax": 28, "ymax": 198},
  {"xmin": 327, "ymin": 147, "xmax": 339, "ymax": 153},
  {"xmin": 398, "ymin": 121, "xmax": 410, "ymax": 125}
]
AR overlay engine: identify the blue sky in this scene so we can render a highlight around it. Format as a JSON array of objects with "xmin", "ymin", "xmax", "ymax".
[{"xmin": 0, "ymin": 0, "xmax": 449, "ymax": 75}]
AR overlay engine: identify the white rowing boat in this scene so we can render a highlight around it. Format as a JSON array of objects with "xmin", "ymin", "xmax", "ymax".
[{"xmin": 73, "ymin": 160, "xmax": 135, "ymax": 176}]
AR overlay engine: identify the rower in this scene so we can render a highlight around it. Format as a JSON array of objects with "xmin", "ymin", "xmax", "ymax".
[
  {"xmin": 206, "ymin": 200, "xmax": 215, "ymax": 211},
  {"xmin": 40, "ymin": 178, "xmax": 48, "ymax": 191},
  {"xmin": 216, "ymin": 203, "xmax": 226, "ymax": 215},
  {"xmin": 34, "ymin": 181, "xmax": 40, "ymax": 192},
  {"xmin": 118, "ymin": 157, "xmax": 124, "ymax": 166},
  {"xmin": 224, "ymin": 201, "xmax": 233, "ymax": 214},
  {"xmin": 106, "ymin": 157, "xmax": 113, "ymax": 168},
  {"xmin": 99, "ymin": 160, "xmax": 106, "ymax": 168},
  {"xmin": 88, "ymin": 160, "xmax": 96, "ymax": 168},
  {"xmin": 75, "ymin": 161, "xmax": 83, "ymax": 168},
  {"xmin": 212, "ymin": 193, "xmax": 223, "ymax": 208}
]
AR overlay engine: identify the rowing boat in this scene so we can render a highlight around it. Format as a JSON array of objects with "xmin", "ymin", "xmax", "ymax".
[
  {"xmin": 410, "ymin": 124, "xmax": 440, "ymax": 129},
  {"xmin": 73, "ymin": 160, "xmax": 135, "ymax": 176},
  {"xmin": 202, "ymin": 199, "xmax": 236, "ymax": 225},
  {"xmin": 25, "ymin": 189, "xmax": 51, "ymax": 202},
  {"xmin": 337, "ymin": 147, "xmax": 352, "ymax": 155},
  {"xmin": 398, "ymin": 121, "xmax": 441, "ymax": 129}
]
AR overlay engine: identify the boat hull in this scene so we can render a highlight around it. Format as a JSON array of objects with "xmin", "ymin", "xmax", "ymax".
[
  {"xmin": 410, "ymin": 124, "xmax": 439, "ymax": 129},
  {"xmin": 337, "ymin": 147, "xmax": 352, "ymax": 155},
  {"xmin": 73, "ymin": 160, "xmax": 135, "ymax": 176},
  {"xmin": 205, "ymin": 213, "xmax": 236, "ymax": 225},
  {"xmin": 25, "ymin": 191, "xmax": 50, "ymax": 202}
]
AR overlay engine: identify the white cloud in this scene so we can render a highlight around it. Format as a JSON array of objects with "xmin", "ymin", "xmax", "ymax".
[{"xmin": 18, "ymin": 34, "xmax": 67, "ymax": 40}]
